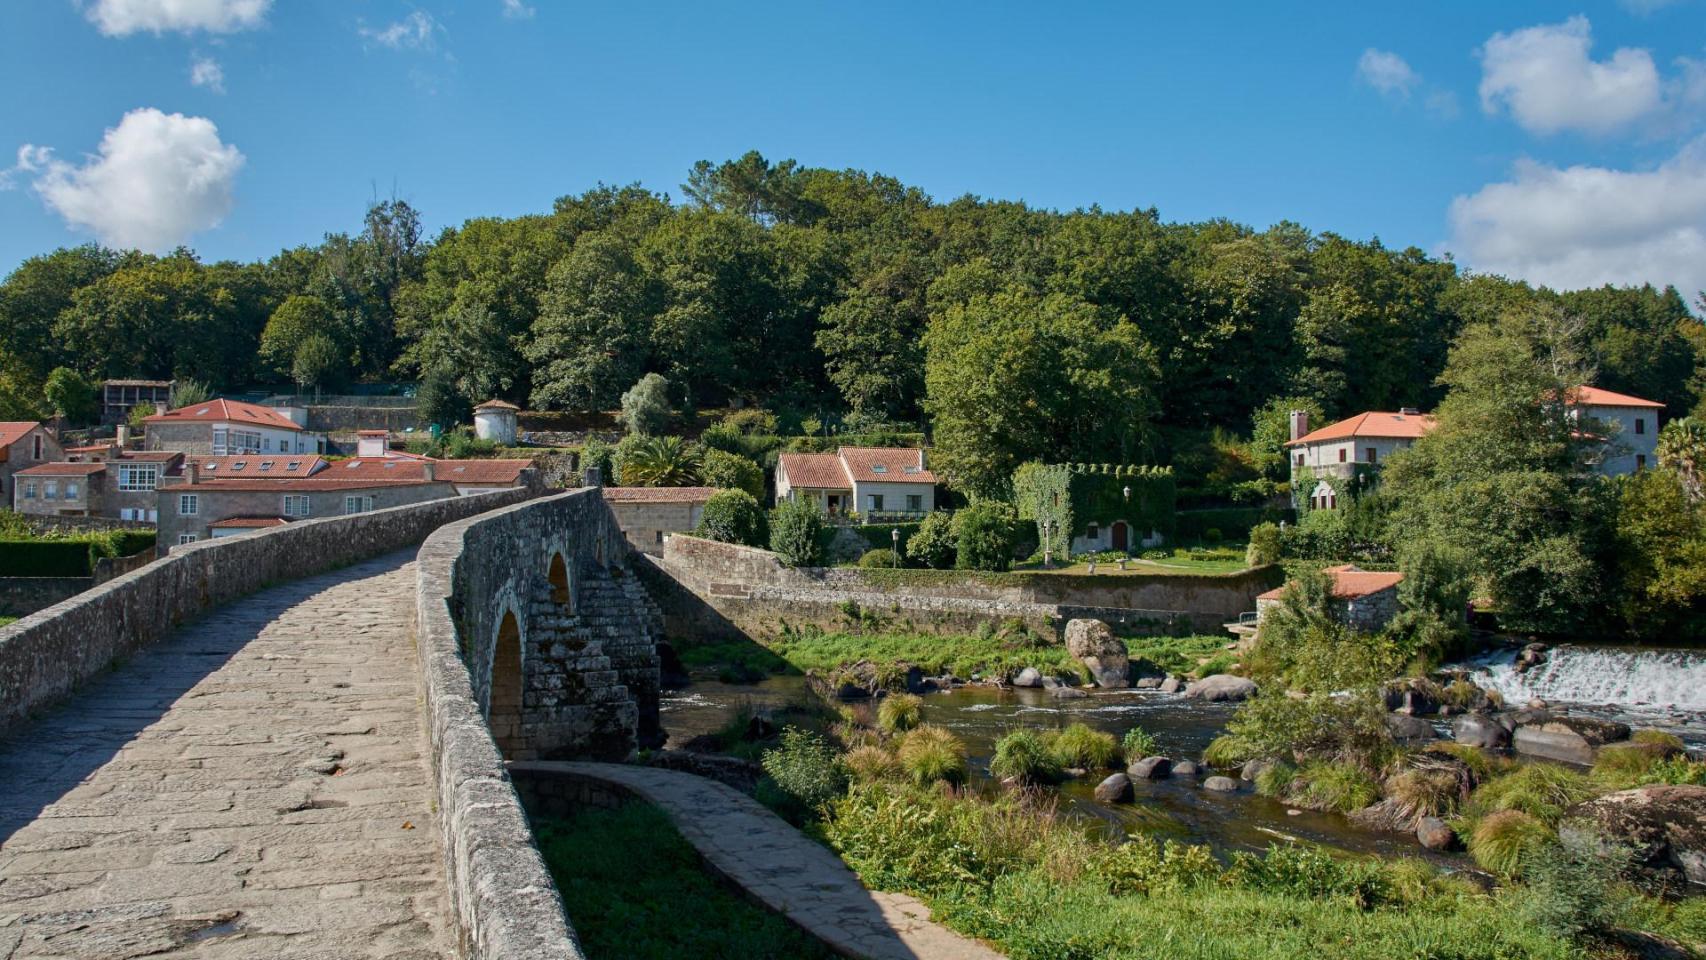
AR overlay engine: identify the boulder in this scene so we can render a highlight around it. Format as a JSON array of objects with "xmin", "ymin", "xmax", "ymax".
[
  {"xmin": 1383, "ymin": 679, "xmax": 1441, "ymax": 716},
  {"xmin": 1158, "ymin": 676, "xmax": 1184, "ymax": 694},
  {"xmin": 1048, "ymin": 686, "xmax": 1088, "ymax": 700},
  {"xmin": 1514, "ymin": 716, "xmax": 1632, "ymax": 766},
  {"xmin": 1385, "ymin": 712, "xmax": 1438, "ymax": 743},
  {"xmin": 1515, "ymin": 642, "xmax": 1549, "ymax": 674},
  {"xmin": 1135, "ymin": 677, "xmax": 1163, "ymax": 690},
  {"xmin": 1241, "ymin": 758, "xmax": 1277, "ymax": 783},
  {"xmin": 1452, "ymin": 714, "xmax": 1511, "ymax": 751},
  {"xmin": 1064, "ymin": 619, "xmax": 1131, "ymax": 689},
  {"xmin": 1203, "ymin": 775, "xmax": 1240, "ymax": 793},
  {"xmin": 1184, "ymin": 675, "xmax": 1258, "ymax": 702},
  {"xmin": 1416, "ymin": 816, "xmax": 1456, "ymax": 851},
  {"xmin": 1127, "ymin": 757, "xmax": 1173, "ymax": 780},
  {"xmin": 1562, "ymin": 785, "xmax": 1706, "ymax": 886},
  {"xmin": 1173, "ymin": 759, "xmax": 1202, "ymax": 779},
  {"xmin": 1094, "ymin": 773, "xmax": 1134, "ymax": 803},
  {"xmin": 1012, "ymin": 667, "xmax": 1043, "ymax": 688}
]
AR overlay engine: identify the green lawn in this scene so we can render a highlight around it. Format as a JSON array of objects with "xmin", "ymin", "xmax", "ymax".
[{"xmin": 1013, "ymin": 545, "xmax": 1252, "ymax": 576}]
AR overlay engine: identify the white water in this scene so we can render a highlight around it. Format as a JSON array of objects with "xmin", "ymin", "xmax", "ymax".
[{"xmin": 1466, "ymin": 644, "xmax": 1706, "ymax": 713}]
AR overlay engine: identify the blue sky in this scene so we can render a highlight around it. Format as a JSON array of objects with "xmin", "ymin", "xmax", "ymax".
[{"xmin": 2, "ymin": 1, "xmax": 1703, "ymax": 298}]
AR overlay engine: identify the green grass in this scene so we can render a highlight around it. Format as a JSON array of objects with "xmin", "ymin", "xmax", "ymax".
[
  {"xmin": 1122, "ymin": 635, "xmax": 1234, "ymax": 676},
  {"xmin": 0, "ymin": 616, "xmax": 15, "ymax": 628},
  {"xmin": 1014, "ymin": 548, "xmax": 1251, "ymax": 576},
  {"xmin": 534, "ymin": 803, "xmax": 834, "ymax": 960},
  {"xmin": 764, "ymin": 628, "xmax": 1079, "ymax": 680}
]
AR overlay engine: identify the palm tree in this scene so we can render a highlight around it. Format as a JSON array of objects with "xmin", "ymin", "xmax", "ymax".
[
  {"xmin": 1657, "ymin": 416, "xmax": 1706, "ymax": 501},
  {"xmin": 619, "ymin": 435, "xmax": 703, "ymax": 487}
]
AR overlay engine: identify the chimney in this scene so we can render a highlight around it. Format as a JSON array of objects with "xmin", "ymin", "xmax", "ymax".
[
  {"xmin": 184, "ymin": 462, "xmax": 199, "ymax": 485},
  {"xmin": 357, "ymin": 431, "xmax": 388, "ymax": 458},
  {"xmin": 583, "ymin": 465, "xmax": 603, "ymax": 488},
  {"xmin": 422, "ymin": 460, "xmax": 435, "ymax": 483},
  {"xmin": 1288, "ymin": 410, "xmax": 1309, "ymax": 442},
  {"xmin": 116, "ymin": 424, "xmax": 131, "ymax": 448},
  {"xmin": 1400, "ymin": 407, "xmax": 1420, "ymax": 416}
]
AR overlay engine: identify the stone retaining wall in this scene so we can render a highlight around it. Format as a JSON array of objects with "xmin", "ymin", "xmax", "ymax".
[{"xmin": 0, "ymin": 488, "xmax": 530, "ymax": 735}]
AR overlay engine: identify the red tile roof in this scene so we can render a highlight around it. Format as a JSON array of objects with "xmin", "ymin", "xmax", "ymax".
[
  {"xmin": 1259, "ymin": 564, "xmax": 1404, "ymax": 601},
  {"xmin": 601, "ymin": 486, "xmax": 718, "ymax": 503},
  {"xmin": 437, "ymin": 459, "xmax": 533, "ymax": 484},
  {"xmin": 64, "ymin": 443, "xmax": 116, "ymax": 454},
  {"xmin": 16, "ymin": 462, "xmax": 106, "ymax": 476},
  {"xmin": 838, "ymin": 446, "xmax": 935, "ymax": 484},
  {"xmin": 322, "ymin": 458, "xmax": 437, "ymax": 481},
  {"xmin": 0, "ymin": 422, "xmax": 43, "ymax": 450},
  {"xmin": 179, "ymin": 455, "xmax": 323, "ymax": 477},
  {"xmin": 119, "ymin": 451, "xmax": 186, "ymax": 462},
  {"xmin": 209, "ymin": 517, "xmax": 290, "ymax": 529},
  {"xmin": 475, "ymin": 398, "xmax": 520, "ymax": 411},
  {"xmin": 1565, "ymin": 386, "xmax": 1664, "ymax": 409},
  {"xmin": 143, "ymin": 398, "xmax": 303, "ymax": 431},
  {"xmin": 173, "ymin": 478, "xmax": 445, "ymax": 492},
  {"xmin": 778, "ymin": 452, "xmax": 850, "ymax": 489},
  {"xmin": 1287, "ymin": 412, "xmax": 1437, "ymax": 446}
]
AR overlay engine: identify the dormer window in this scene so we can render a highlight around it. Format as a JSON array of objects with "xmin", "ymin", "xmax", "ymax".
[
  {"xmin": 259, "ymin": 461, "xmax": 274, "ymax": 471},
  {"xmin": 204, "ymin": 462, "xmax": 218, "ymax": 471},
  {"xmin": 232, "ymin": 461, "xmax": 247, "ymax": 470},
  {"xmin": 902, "ymin": 466, "xmax": 921, "ymax": 474},
  {"xmin": 286, "ymin": 461, "xmax": 300, "ymax": 470},
  {"xmin": 871, "ymin": 465, "xmax": 888, "ymax": 473}
]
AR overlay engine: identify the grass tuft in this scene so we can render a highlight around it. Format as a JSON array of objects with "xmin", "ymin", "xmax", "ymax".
[
  {"xmin": 990, "ymin": 729, "xmax": 1065, "ymax": 785},
  {"xmin": 1466, "ymin": 809, "xmax": 1552, "ymax": 879},
  {"xmin": 896, "ymin": 724, "xmax": 968, "ymax": 787},
  {"xmin": 1046, "ymin": 722, "xmax": 1122, "ymax": 770},
  {"xmin": 877, "ymin": 692, "xmax": 923, "ymax": 733}
]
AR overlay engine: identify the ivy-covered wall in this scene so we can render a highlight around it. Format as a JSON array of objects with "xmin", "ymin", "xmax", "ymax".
[{"xmin": 1014, "ymin": 461, "xmax": 1176, "ymax": 559}]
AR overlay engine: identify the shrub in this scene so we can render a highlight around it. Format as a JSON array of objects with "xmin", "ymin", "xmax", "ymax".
[
  {"xmin": 990, "ymin": 729, "xmax": 1065, "ymax": 785},
  {"xmin": 1203, "ymin": 734, "xmax": 1258, "ymax": 769},
  {"xmin": 1221, "ymin": 689, "xmax": 1394, "ymax": 770},
  {"xmin": 896, "ymin": 725, "xmax": 968, "ymax": 786},
  {"xmin": 578, "ymin": 436, "xmax": 615, "ymax": 484},
  {"xmin": 1424, "ymin": 742, "xmax": 1510, "ymax": 784},
  {"xmin": 699, "ymin": 448, "xmax": 765, "ymax": 499},
  {"xmin": 1088, "ymin": 836, "xmax": 1221, "ymax": 895},
  {"xmin": 1467, "ymin": 810, "xmax": 1552, "ymax": 878},
  {"xmin": 695, "ymin": 489, "xmax": 768, "ymax": 547},
  {"xmin": 1386, "ymin": 767, "xmax": 1464, "ymax": 820},
  {"xmin": 1203, "ymin": 527, "xmax": 1223, "ymax": 542},
  {"xmin": 1225, "ymin": 843, "xmax": 1388, "ymax": 906},
  {"xmin": 760, "ymin": 728, "xmax": 847, "ymax": 813},
  {"xmin": 770, "ymin": 497, "xmax": 825, "ymax": 567},
  {"xmin": 719, "ymin": 408, "xmax": 778, "ymax": 436},
  {"xmin": 1246, "ymin": 522, "xmax": 1282, "ymax": 566},
  {"xmin": 1046, "ymin": 723, "xmax": 1121, "ymax": 770},
  {"xmin": 843, "ymin": 745, "xmax": 901, "ymax": 783},
  {"xmin": 1287, "ymin": 760, "xmax": 1380, "ymax": 813},
  {"xmin": 858, "ymin": 548, "xmax": 901, "ymax": 569},
  {"xmin": 1522, "ymin": 832, "xmax": 1633, "ymax": 940},
  {"xmin": 877, "ymin": 693, "xmax": 923, "ymax": 734},
  {"xmin": 1467, "ymin": 764, "xmax": 1599, "ymax": 826},
  {"xmin": 1631, "ymin": 729, "xmax": 1686, "ymax": 752},
  {"xmin": 905, "ymin": 511, "xmax": 957, "ymax": 569},
  {"xmin": 619, "ymin": 434, "xmax": 702, "ymax": 486},
  {"xmin": 1253, "ymin": 760, "xmax": 1298, "ymax": 798},
  {"xmin": 951, "ymin": 500, "xmax": 1020, "ymax": 572},
  {"xmin": 1120, "ymin": 726, "xmax": 1158, "ymax": 759},
  {"xmin": 618, "ymin": 372, "xmax": 672, "ymax": 436}
]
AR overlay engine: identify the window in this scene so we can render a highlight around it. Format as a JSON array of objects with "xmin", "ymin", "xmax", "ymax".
[
  {"xmin": 23, "ymin": 481, "xmax": 36, "ymax": 500},
  {"xmin": 1295, "ymin": 453, "xmax": 1304, "ymax": 467},
  {"xmin": 259, "ymin": 461, "xmax": 274, "ymax": 471},
  {"xmin": 117, "ymin": 464, "xmax": 159, "ymax": 491},
  {"xmin": 32, "ymin": 434, "xmax": 42, "ymax": 459},
  {"xmin": 177, "ymin": 534, "xmax": 198, "ymax": 545},
  {"xmin": 868, "ymin": 494, "xmax": 884, "ymax": 512},
  {"xmin": 906, "ymin": 494, "xmax": 923, "ymax": 512},
  {"xmin": 179, "ymin": 494, "xmax": 199, "ymax": 516},
  {"xmin": 213, "ymin": 428, "xmax": 262, "ymax": 455},
  {"xmin": 655, "ymin": 530, "xmax": 665, "ymax": 544},
  {"xmin": 43, "ymin": 481, "xmax": 57, "ymax": 500},
  {"xmin": 1087, "ymin": 524, "xmax": 1100, "ymax": 540},
  {"xmin": 1635, "ymin": 418, "xmax": 1646, "ymax": 436},
  {"xmin": 146, "ymin": 509, "xmax": 157, "ymax": 522},
  {"xmin": 871, "ymin": 464, "xmax": 888, "ymax": 473},
  {"xmin": 286, "ymin": 461, "xmax": 300, "ymax": 471},
  {"xmin": 1636, "ymin": 454, "xmax": 1647, "ymax": 470},
  {"xmin": 120, "ymin": 507, "xmax": 137, "ymax": 521},
  {"xmin": 1338, "ymin": 448, "xmax": 1347, "ymax": 463},
  {"xmin": 1328, "ymin": 493, "xmax": 1338, "ymax": 509},
  {"xmin": 283, "ymin": 494, "xmax": 311, "ymax": 517},
  {"xmin": 1366, "ymin": 447, "xmax": 1378, "ymax": 464},
  {"xmin": 65, "ymin": 481, "xmax": 78, "ymax": 499},
  {"xmin": 342, "ymin": 495, "xmax": 374, "ymax": 514}
]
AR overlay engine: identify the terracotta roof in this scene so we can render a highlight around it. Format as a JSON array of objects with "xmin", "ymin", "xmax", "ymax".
[
  {"xmin": 601, "ymin": 486, "xmax": 718, "ymax": 503},
  {"xmin": 1287, "ymin": 411, "xmax": 1437, "ymax": 447},
  {"xmin": 778, "ymin": 452, "xmax": 850, "ymax": 489},
  {"xmin": 16, "ymin": 462, "xmax": 106, "ymax": 476},
  {"xmin": 120, "ymin": 451, "xmax": 185, "ymax": 462},
  {"xmin": 322, "ymin": 458, "xmax": 437, "ymax": 482},
  {"xmin": 474, "ymin": 399, "xmax": 520, "ymax": 411},
  {"xmin": 1259, "ymin": 564, "xmax": 1404, "ymax": 601},
  {"xmin": 838, "ymin": 446, "xmax": 935, "ymax": 484},
  {"xmin": 143, "ymin": 398, "xmax": 303, "ymax": 431},
  {"xmin": 209, "ymin": 517, "xmax": 290, "ymax": 529},
  {"xmin": 1565, "ymin": 386, "xmax": 1664, "ymax": 409},
  {"xmin": 171, "ymin": 478, "xmax": 444, "ymax": 492},
  {"xmin": 64, "ymin": 443, "xmax": 116, "ymax": 454},
  {"xmin": 0, "ymin": 422, "xmax": 43, "ymax": 450},
  {"xmin": 438, "ymin": 459, "xmax": 533, "ymax": 484},
  {"xmin": 356, "ymin": 429, "xmax": 389, "ymax": 436},
  {"xmin": 179, "ymin": 455, "xmax": 323, "ymax": 477}
]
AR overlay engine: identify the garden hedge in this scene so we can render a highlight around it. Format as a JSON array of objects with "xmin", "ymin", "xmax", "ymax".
[{"xmin": 1174, "ymin": 506, "xmax": 1294, "ymax": 541}]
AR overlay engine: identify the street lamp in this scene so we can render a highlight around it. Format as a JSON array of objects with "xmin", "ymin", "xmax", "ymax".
[
  {"xmin": 891, "ymin": 527, "xmax": 900, "ymax": 567},
  {"xmin": 1043, "ymin": 519, "xmax": 1056, "ymax": 568}
]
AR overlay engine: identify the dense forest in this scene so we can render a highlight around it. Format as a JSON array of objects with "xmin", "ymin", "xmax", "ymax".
[{"xmin": 2, "ymin": 150, "xmax": 1702, "ymax": 497}]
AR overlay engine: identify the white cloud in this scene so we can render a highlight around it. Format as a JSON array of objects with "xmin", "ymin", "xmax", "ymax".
[
  {"xmin": 84, "ymin": 0, "xmax": 271, "ymax": 36},
  {"xmin": 19, "ymin": 108, "xmax": 244, "ymax": 252},
  {"xmin": 1478, "ymin": 17, "xmax": 1663, "ymax": 135},
  {"xmin": 1447, "ymin": 136, "xmax": 1706, "ymax": 299},
  {"xmin": 360, "ymin": 11, "xmax": 440, "ymax": 50},
  {"xmin": 190, "ymin": 55, "xmax": 225, "ymax": 93},
  {"xmin": 1358, "ymin": 48, "xmax": 1420, "ymax": 100},
  {"xmin": 1619, "ymin": 0, "xmax": 1685, "ymax": 13},
  {"xmin": 0, "ymin": 145, "xmax": 54, "ymax": 190},
  {"xmin": 501, "ymin": 0, "xmax": 535, "ymax": 19},
  {"xmin": 1425, "ymin": 89, "xmax": 1461, "ymax": 119}
]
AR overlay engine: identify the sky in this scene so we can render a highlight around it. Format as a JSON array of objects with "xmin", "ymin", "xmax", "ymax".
[{"xmin": 1, "ymin": 0, "xmax": 1704, "ymax": 301}]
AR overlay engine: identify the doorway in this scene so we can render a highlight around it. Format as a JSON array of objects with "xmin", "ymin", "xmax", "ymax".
[{"xmin": 1111, "ymin": 521, "xmax": 1129, "ymax": 552}]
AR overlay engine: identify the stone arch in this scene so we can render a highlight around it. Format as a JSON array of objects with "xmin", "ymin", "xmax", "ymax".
[
  {"xmin": 547, "ymin": 551, "xmax": 572, "ymax": 610},
  {"xmin": 488, "ymin": 609, "xmax": 525, "ymax": 758}
]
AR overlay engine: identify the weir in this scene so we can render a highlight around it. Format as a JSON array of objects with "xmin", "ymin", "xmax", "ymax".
[{"xmin": 1466, "ymin": 644, "xmax": 1706, "ymax": 713}]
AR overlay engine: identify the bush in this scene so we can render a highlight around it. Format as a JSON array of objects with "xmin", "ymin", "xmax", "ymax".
[
  {"xmin": 1522, "ymin": 832, "xmax": 1633, "ymax": 940},
  {"xmin": 1286, "ymin": 760, "xmax": 1380, "ymax": 813},
  {"xmin": 877, "ymin": 693, "xmax": 923, "ymax": 734},
  {"xmin": 619, "ymin": 434, "xmax": 702, "ymax": 486},
  {"xmin": 1224, "ymin": 843, "xmax": 1388, "ymax": 906},
  {"xmin": 1387, "ymin": 767, "xmax": 1464, "ymax": 820},
  {"xmin": 1253, "ymin": 760, "xmax": 1298, "ymax": 798},
  {"xmin": 1046, "ymin": 723, "xmax": 1121, "ymax": 770},
  {"xmin": 694, "ymin": 489, "xmax": 768, "ymax": 547},
  {"xmin": 990, "ymin": 729, "xmax": 1065, "ymax": 785},
  {"xmin": 1221, "ymin": 689, "xmax": 1394, "ymax": 771},
  {"xmin": 1121, "ymin": 726, "xmax": 1158, "ymax": 759},
  {"xmin": 905, "ymin": 511, "xmax": 957, "ymax": 569},
  {"xmin": 1467, "ymin": 764, "xmax": 1599, "ymax": 826},
  {"xmin": 719, "ymin": 408, "xmax": 778, "ymax": 436},
  {"xmin": 760, "ymin": 728, "xmax": 846, "ymax": 814},
  {"xmin": 843, "ymin": 745, "xmax": 901, "ymax": 783},
  {"xmin": 1467, "ymin": 809, "xmax": 1552, "ymax": 878},
  {"xmin": 896, "ymin": 725, "xmax": 968, "ymax": 786},
  {"xmin": 858, "ymin": 548, "xmax": 901, "ymax": 569},
  {"xmin": 699, "ymin": 447, "xmax": 765, "ymax": 498},
  {"xmin": 618, "ymin": 372, "xmax": 672, "ymax": 436},
  {"xmin": 770, "ymin": 497, "xmax": 825, "ymax": 567},
  {"xmin": 951, "ymin": 500, "xmax": 1019, "ymax": 572},
  {"xmin": 1202, "ymin": 734, "xmax": 1259, "ymax": 769},
  {"xmin": 1246, "ymin": 522, "xmax": 1282, "ymax": 566}
]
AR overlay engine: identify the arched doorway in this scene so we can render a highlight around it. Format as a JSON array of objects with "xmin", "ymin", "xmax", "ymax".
[
  {"xmin": 1111, "ymin": 521, "xmax": 1129, "ymax": 552},
  {"xmin": 547, "ymin": 552, "xmax": 571, "ymax": 609},
  {"xmin": 489, "ymin": 611, "xmax": 524, "ymax": 758}
]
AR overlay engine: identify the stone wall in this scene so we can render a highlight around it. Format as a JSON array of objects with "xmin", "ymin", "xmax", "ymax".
[
  {"xmin": 0, "ymin": 550, "xmax": 156, "ymax": 618},
  {"xmin": 307, "ymin": 404, "xmax": 422, "ymax": 433},
  {"xmin": 10, "ymin": 514, "xmax": 153, "ymax": 535},
  {"xmin": 0, "ymin": 488, "xmax": 531, "ymax": 735},
  {"xmin": 653, "ymin": 534, "xmax": 1281, "ymax": 641}
]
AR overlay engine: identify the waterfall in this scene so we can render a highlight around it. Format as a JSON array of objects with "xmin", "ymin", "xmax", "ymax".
[{"xmin": 1466, "ymin": 645, "xmax": 1706, "ymax": 712}]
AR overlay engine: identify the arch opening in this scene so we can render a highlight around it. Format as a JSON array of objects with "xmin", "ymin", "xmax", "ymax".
[
  {"xmin": 547, "ymin": 552, "xmax": 571, "ymax": 609},
  {"xmin": 489, "ymin": 611, "xmax": 525, "ymax": 758}
]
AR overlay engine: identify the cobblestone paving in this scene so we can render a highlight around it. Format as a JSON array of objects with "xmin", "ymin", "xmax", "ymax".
[
  {"xmin": 0, "ymin": 551, "xmax": 450, "ymax": 960},
  {"xmin": 514, "ymin": 761, "xmax": 1006, "ymax": 960}
]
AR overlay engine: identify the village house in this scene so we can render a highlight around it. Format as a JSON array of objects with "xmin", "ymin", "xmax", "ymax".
[
  {"xmin": 143, "ymin": 398, "xmax": 327, "ymax": 456},
  {"xmin": 0, "ymin": 421, "xmax": 63, "ymax": 508},
  {"xmin": 1565, "ymin": 386, "xmax": 1663, "ymax": 475},
  {"xmin": 600, "ymin": 486, "xmax": 717, "ymax": 556},
  {"xmin": 1256, "ymin": 564, "xmax": 1405, "ymax": 633},
  {"xmin": 99, "ymin": 379, "xmax": 172, "ymax": 425},
  {"xmin": 775, "ymin": 447, "xmax": 935, "ymax": 522},
  {"xmin": 13, "ymin": 451, "xmax": 182, "ymax": 521}
]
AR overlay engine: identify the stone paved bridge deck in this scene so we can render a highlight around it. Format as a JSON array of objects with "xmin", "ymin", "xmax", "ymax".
[{"xmin": 0, "ymin": 551, "xmax": 450, "ymax": 959}]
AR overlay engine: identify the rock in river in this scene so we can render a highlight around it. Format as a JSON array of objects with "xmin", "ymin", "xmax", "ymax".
[
  {"xmin": 1513, "ymin": 716, "xmax": 1631, "ymax": 765},
  {"xmin": 1095, "ymin": 773, "xmax": 1134, "ymax": 803},
  {"xmin": 1385, "ymin": 712, "xmax": 1438, "ymax": 744},
  {"xmin": 1064, "ymin": 618, "xmax": 1130, "ymax": 689},
  {"xmin": 1203, "ymin": 775, "xmax": 1240, "ymax": 793},
  {"xmin": 1172, "ymin": 759, "xmax": 1202, "ymax": 779},
  {"xmin": 1452, "ymin": 714, "xmax": 1510, "ymax": 751},
  {"xmin": 1417, "ymin": 816, "xmax": 1456, "ymax": 851},
  {"xmin": 1127, "ymin": 756, "xmax": 1173, "ymax": 780},
  {"xmin": 1158, "ymin": 676, "xmax": 1183, "ymax": 694},
  {"xmin": 1562, "ymin": 785, "xmax": 1706, "ymax": 886},
  {"xmin": 1012, "ymin": 667, "xmax": 1043, "ymax": 688},
  {"xmin": 1184, "ymin": 675, "xmax": 1258, "ymax": 702}
]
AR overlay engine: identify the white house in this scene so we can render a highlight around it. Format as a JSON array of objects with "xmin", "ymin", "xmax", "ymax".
[
  {"xmin": 1286, "ymin": 409, "xmax": 1435, "ymax": 509},
  {"xmin": 473, "ymin": 399, "xmax": 519, "ymax": 444},
  {"xmin": 775, "ymin": 447, "xmax": 935, "ymax": 522},
  {"xmin": 1565, "ymin": 386, "xmax": 1663, "ymax": 475},
  {"xmin": 143, "ymin": 398, "xmax": 326, "ymax": 456}
]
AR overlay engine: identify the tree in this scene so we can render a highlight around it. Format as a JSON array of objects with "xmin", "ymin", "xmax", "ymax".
[
  {"xmin": 1249, "ymin": 395, "xmax": 1326, "ymax": 483},
  {"xmin": 816, "ymin": 264, "xmax": 926, "ymax": 419},
  {"xmin": 769, "ymin": 497, "xmax": 824, "ymax": 567},
  {"xmin": 618, "ymin": 435, "xmax": 701, "ymax": 486},
  {"xmin": 527, "ymin": 233, "xmax": 656, "ymax": 412},
  {"xmin": 291, "ymin": 334, "xmax": 346, "ymax": 395},
  {"xmin": 416, "ymin": 363, "xmax": 469, "ymax": 430},
  {"xmin": 950, "ymin": 500, "xmax": 1020, "ymax": 572},
  {"xmin": 260, "ymin": 295, "xmax": 344, "ymax": 380},
  {"xmin": 1608, "ymin": 469, "xmax": 1706, "ymax": 642},
  {"xmin": 699, "ymin": 448, "xmax": 765, "ymax": 498},
  {"xmin": 42, "ymin": 367, "xmax": 96, "ymax": 424},
  {"xmin": 169, "ymin": 379, "xmax": 213, "ymax": 410},
  {"xmin": 694, "ymin": 489, "xmax": 768, "ymax": 547},
  {"xmin": 906, "ymin": 511, "xmax": 957, "ymax": 569},
  {"xmin": 619, "ymin": 373, "xmax": 673, "ymax": 437},
  {"xmin": 1657, "ymin": 417, "xmax": 1706, "ymax": 502}
]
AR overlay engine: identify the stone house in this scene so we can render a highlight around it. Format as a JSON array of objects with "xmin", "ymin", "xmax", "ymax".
[
  {"xmin": 12, "ymin": 451, "xmax": 182, "ymax": 521},
  {"xmin": 775, "ymin": 447, "xmax": 935, "ymax": 522},
  {"xmin": 1256, "ymin": 564, "xmax": 1403, "ymax": 632},
  {"xmin": 143, "ymin": 398, "xmax": 327, "ymax": 456},
  {"xmin": 0, "ymin": 422, "xmax": 63, "ymax": 508},
  {"xmin": 1287, "ymin": 409, "xmax": 1435, "ymax": 510},
  {"xmin": 601, "ymin": 486, "xmax": 716, "ymax": 556}
]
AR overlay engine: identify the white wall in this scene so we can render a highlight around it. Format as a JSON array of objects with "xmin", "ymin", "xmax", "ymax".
[
  {"xmin": 849, "ymin": 479, "xmax": 933, "ymax": 515},
  {"xmin": 1581, "ymin": 405, "xmax": 1659, "ymax": 476}
]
